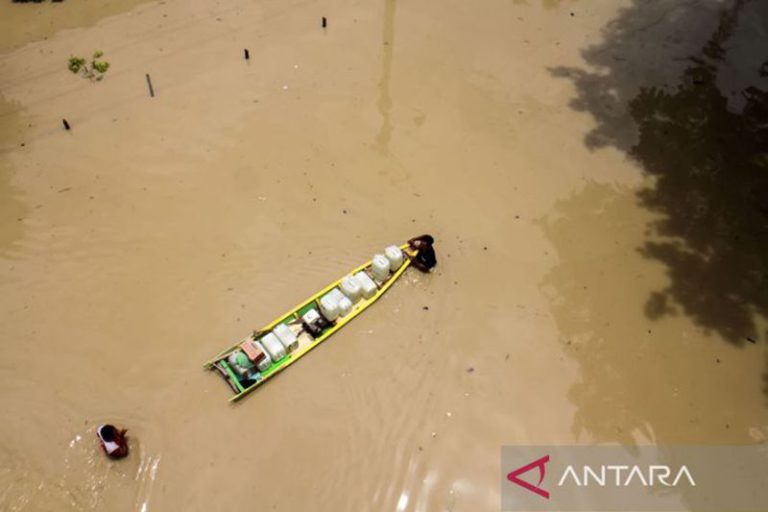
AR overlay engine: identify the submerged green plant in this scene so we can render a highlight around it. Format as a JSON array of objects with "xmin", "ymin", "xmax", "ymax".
[
  {"xmin": 67, "ymin": 56, "xmax": 86, "ymax": 74},
  {"xmin": 67, "ymin": 50, "xmax": 110, "ymax": 81}
]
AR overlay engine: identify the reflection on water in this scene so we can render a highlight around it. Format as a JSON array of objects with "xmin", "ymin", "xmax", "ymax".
[
  {"xmin": 0, "ymin": 94, "xmax": 28, "ymax": 259},
  {"xmin": 541, "ymin": 180, "xmax": 768, "ymax": 446},
  {"xmin": 629, "ymin": 1, "xmax": 768, "ymax": 343},
  {"xmin": 513, "ymin": 0, "xmax": 579, "ymax": 9},
  {"xmin": 544, "ymin": 9, "xmax": 768, "ymax": 484},
  {"xmin": 0, "ymin": 0, "xmax": 153, "ymax": 51},
  {"xmin": 540, "ymin": 6, "xmax": 768, "ymax": 484},
  {"xmin": 764, "ymin": 353, "xmax": 768, "ymax": 405},
  {"xmin": 542, "ymin": 183, "xmax": 665, "ymax": 444},
  {"xmin": 375, "ymin": 0, "xmax": 397, "ymax": 155},
  {"xmin": 552, "ymin": 0, "xmax": 768, "ymax": 343},
  {"xmin": 542, "ymin": 0, "xmax": 768, "ymax": 455}
]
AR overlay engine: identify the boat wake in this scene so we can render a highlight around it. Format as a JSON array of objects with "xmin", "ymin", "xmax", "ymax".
[
  {"xmin": 134, "ymin": 450, "xmax": 161, "ymax": 512},
  {"xmin": 0, "ymin": 427, "xmax": 162, "ymax": 511}
]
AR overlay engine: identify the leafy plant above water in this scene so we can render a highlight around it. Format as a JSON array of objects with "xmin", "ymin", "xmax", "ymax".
[{"xmin": 68, "ymin": 50, "xmax": 110, "ymax": 81}]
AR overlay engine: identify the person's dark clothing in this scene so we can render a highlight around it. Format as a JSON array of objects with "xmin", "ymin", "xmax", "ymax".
[{"xmin": 408, "ymin": 234, "xmax": 437, "ymax": 272}]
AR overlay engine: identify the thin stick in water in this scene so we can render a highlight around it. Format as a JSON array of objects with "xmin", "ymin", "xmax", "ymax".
[
  {"xmin": 62, "ymin": 119, "xmax": 71, "ymax": 130},
  {"xmin": 244, "ymin": 49, "xmax": 250, "ymax": 60},
  {"xmin": 322, "ymin": 17, "xmax": 327, "ymax": 28},
  {"xmin": 145, "ymin": 73, "xmax": 155, "ymax": 98}
]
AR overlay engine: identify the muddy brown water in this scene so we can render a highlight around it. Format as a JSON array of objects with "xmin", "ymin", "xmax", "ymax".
[{"xmin": 1, "ymin": 0, "xmax": 767, "ymax": 510}]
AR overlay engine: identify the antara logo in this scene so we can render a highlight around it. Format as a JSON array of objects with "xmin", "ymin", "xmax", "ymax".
[
  {"xmin": 507, "ymin": 455, "xmax": 551, "ymax": 499},
  {"xmin": 507, "ymin": 455, "xmax": 697, "ymax": 500}
]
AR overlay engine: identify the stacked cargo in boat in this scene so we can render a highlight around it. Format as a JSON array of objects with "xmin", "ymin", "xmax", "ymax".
[{"xmin": 211, "ymin": 244, "xmax": 408, "ymax": 397}]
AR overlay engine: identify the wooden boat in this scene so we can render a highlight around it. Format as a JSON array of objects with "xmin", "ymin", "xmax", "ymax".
[{"xmin": 204, "ymin": 243, "xmax": 417, "ymax": 402}]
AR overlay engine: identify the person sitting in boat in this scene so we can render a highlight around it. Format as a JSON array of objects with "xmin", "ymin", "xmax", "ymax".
[
  {"xmin": 408, "ymin": 234, "xmax": 437, "ymax": 272},
  {"xmin": 96, "ymin": 424, "xmax": 129, "ymax": 459}
]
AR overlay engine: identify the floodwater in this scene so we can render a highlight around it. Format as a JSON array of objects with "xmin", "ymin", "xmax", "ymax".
[{"xmin": 1, "ymin": 0, "xmax": 766, "ymax": 510}]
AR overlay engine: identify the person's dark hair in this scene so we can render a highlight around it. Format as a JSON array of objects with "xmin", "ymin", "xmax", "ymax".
[
  {"xmin": 410, "ymin": 234, "xmax": 434, "ymax": 245},
  {"xmin": 100, "ymin": 425, "xmax": 117, "ymax": 442}
]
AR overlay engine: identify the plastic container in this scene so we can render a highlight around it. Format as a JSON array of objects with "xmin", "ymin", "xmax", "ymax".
[
  {"xmin": 354, "ymin": 271, "xmax": 377, "ymax": 299},
  {"xmin": 302, "ymin": 308, "xmax": 329, "ymax": 337},
  {"xmin": 302, "ymin": 308, "xmax": 321, "ymax": 325},
  {"xmin": 252, "ymin": 341, "xmax": 273, "ymax": 372},
  {"xmin": 328, "ymin": 288, "xmax": 345, "ymax": 303},
  {"xmin": 260, "ymin": 332, "xmax": 286, "ymax": 361},
  {"xmin": 274, "ymin": 323, "xmax": 298, "ymax": 353},
  {"xmin": 384, "ymin": 245, "xmax": 404, "ymax": 270},
  {"xmin": 340, "ymin": 275, "xmax": 362, "ymax": 303},
  {"xmin": 228, "ymin": 350, "xmax": 253, "ymax": 379},
  {"xmin": 371, "ymin": 254, "xmax": 391, "ymax": 281},
  {"xmin": 338, "ymin": 296, "xmax": 353, "ymax": 317},
  {"xmin": 228, "ymin": 350, "xmax": 247, "ymax": 367},
  {"xmin": 320, "ymin": 291, "xmax": 340, "ymax": 321}
]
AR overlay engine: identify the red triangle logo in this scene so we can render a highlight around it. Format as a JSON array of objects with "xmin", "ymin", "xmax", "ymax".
[{"xmin": 507, "ymin": 455, "xmax": 550, "ymax": 499}]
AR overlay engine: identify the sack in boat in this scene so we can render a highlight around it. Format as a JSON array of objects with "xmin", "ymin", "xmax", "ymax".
[{"xmin": 240, "ymin": 341, "xmax": 265, "ymax": 364}]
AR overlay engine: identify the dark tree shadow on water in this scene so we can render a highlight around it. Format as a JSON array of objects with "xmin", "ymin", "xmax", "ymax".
[
  {"xmin": 553, "ymin": 0, "xmax": 768, "ymax": 344},
  {"xmin": 764, "ymin": 353, "xmax": 768, "ymax": 404}
]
